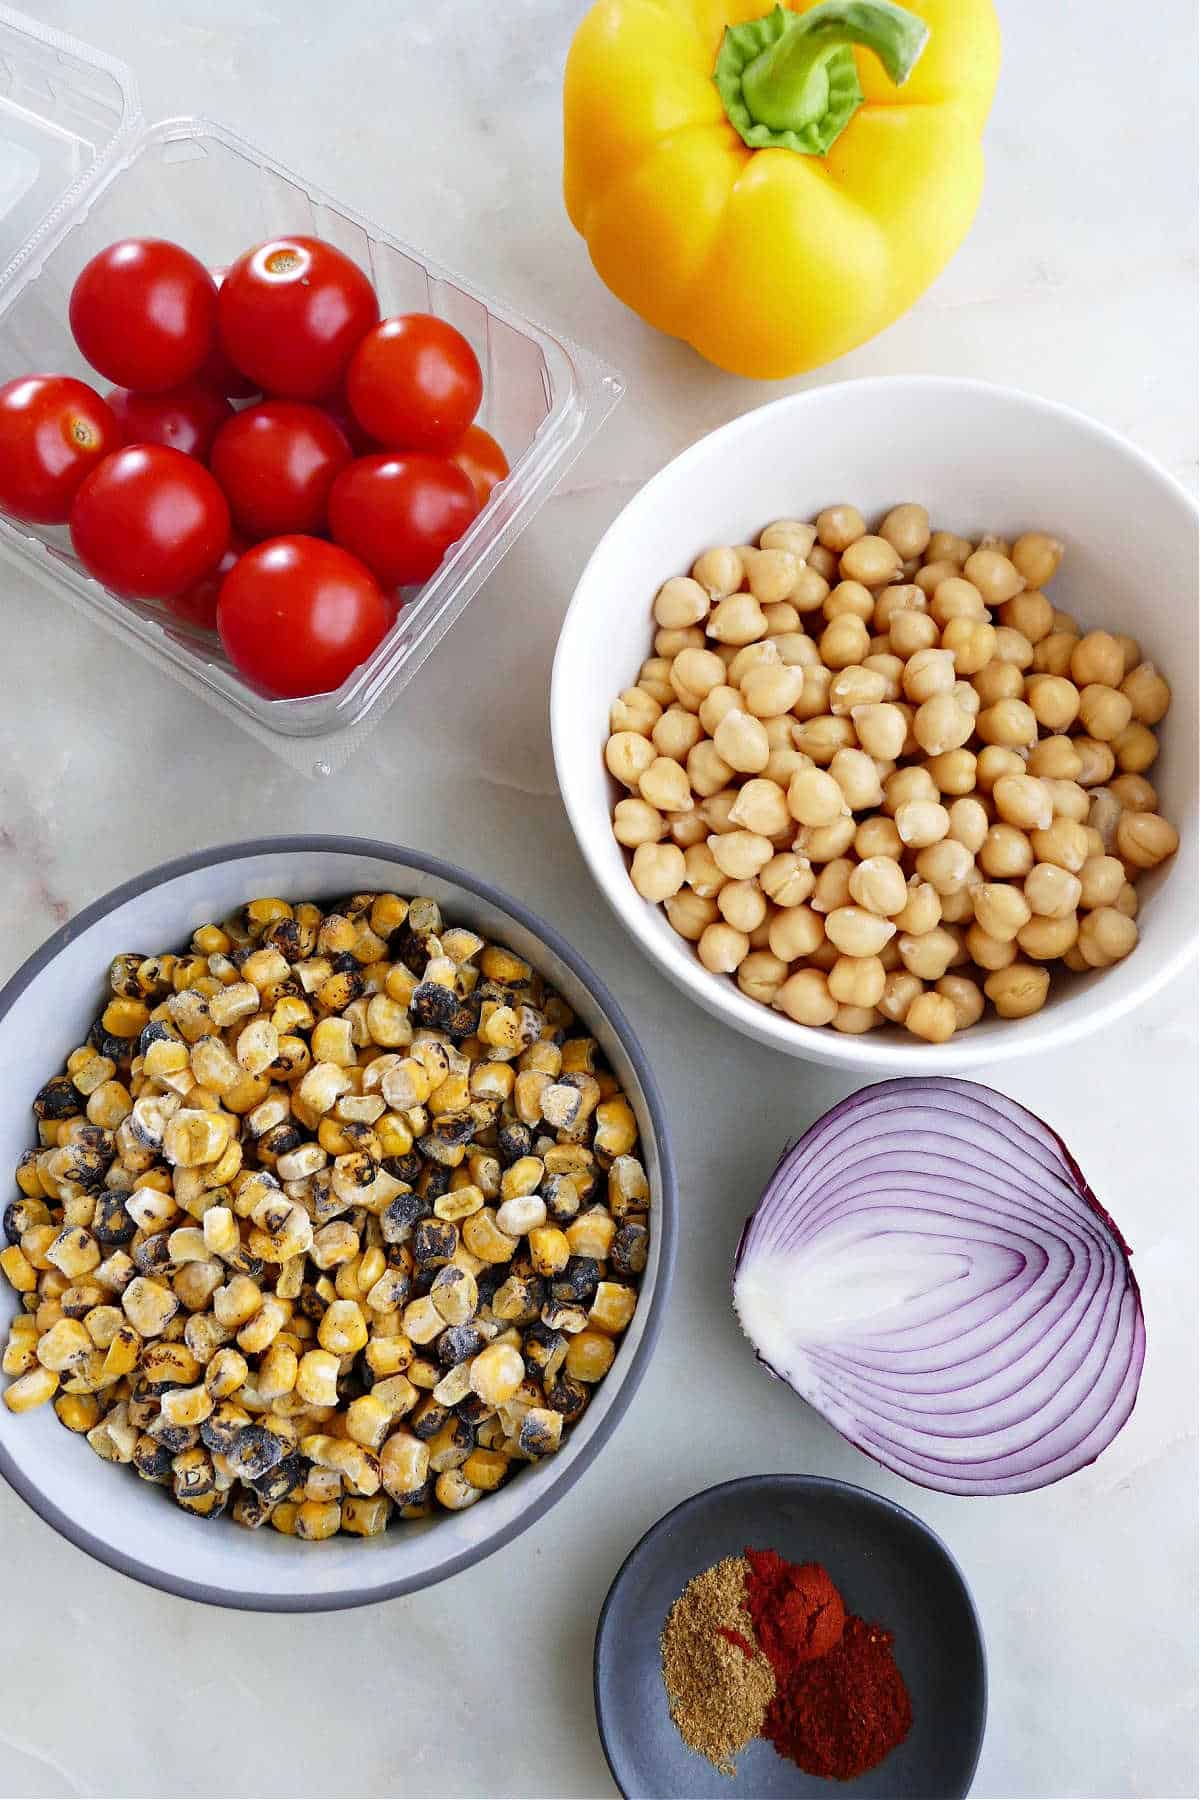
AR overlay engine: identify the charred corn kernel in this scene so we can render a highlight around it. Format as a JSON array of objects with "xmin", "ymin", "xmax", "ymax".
[
  {"xmin": 566, "ymin": 1210, "xmax": 617, "ymax": 1261},
  {"xmin": 372, "ymin": 1373, "xmax": 420, "ymax": 1418},
  {"xmin": 433, "ymin": 1184, "xmax": 485, "ymax": 1224},
  {"xmin": 102, "ymin": 997, "xmax": 150, "ymax": 1038},
  {"xmin": 461, "ymin": 1209, "xmax": 519, "ymax": 1265},
  {"xmin": 469, "ymin": 1342, "xmax": 525, "ymax": 1407},
  {"xmin": 593, "ymin": 1098, "xmax": 637, "ymax": 1159},
  {"xmin": 160, "ymin": 1383, "xmax": 213, "ymax": 1427},
  {"xmin": 380, "ymin": 1429, "xmax": 429, "ymax": 1500},
  {"xmin": 566, "ymin": 1330, "xmax": 617, "ymax": 1383},
  {"xmin": 82, "ymin": 1304, "xmax": 124, "ymax": 1350},
  {"xmin": 101, "ymin": 1324, "xmax": 141, "ymax": 1379},
  {"xmin": 255, "ymin": 1342, "xmax": 298, "ymax": 1401},
  {"xmin": 345, "ymin": 1393, "xmax": 392, "ymax": 1450},
  {"xmin": 311, "ymin": 1017, "xmax": 356, "ymax": 1066},
  {"xmin": 296, "ymin": 1349, "xmax": 340, "ymax": 1406},
  {"xmin": 310, "ymin": 1221, "xmax": 359, "ymax": 1270},
  {"xmin": 432, "ymin": 1362, "xmax": 473, "ymax": 1407},
  {"xmin": 318, "ymin": 1300, "xmax": 369, "ymax": 1355},
  {"xmin": 0, "ymin": 1245, "xmax": 37, "ymax": 1293},
  {"xmin": 206, "ymin": 982, "xmax": 259, "ymax": 1028},
  {"xmin": 202, "ymin": 1206, "xmax": 238, "ymax": 1258},
  {"xmin": 365, "ymin": 1336, "xmax": 414, "ymax": 1378},
  {"xmin": 4, "ymin": 1367, "xmax": 59, "ymax": 1412},
  {"xmin": 528, "ymin": 1226, "xmax": 571, "ymax": 1276},
  {"xmin": 518, "ymin": 1406, "xmax": 564, "ymax": 1457},
  {"xmin": 55, "ymin": 1390, "xmax": 101, "ymax": 1433},
  {"xmin": 462, "ymin": 1448, "xmax": 509, "ymax": 1491},
  {"xmin": 204, "ymin": 1346, "xmax": 249, "ymax": 1398},
  {"xmin": 45, "ymin": 1226, "xmax": 100, "ymax": 1279},
  {"xmin": 163, "ymin": 1109, "xmax": 234, "ymax": 1168},
  {"xmin": 589, "ymin": 1281, "xmax": 638, "ymax": 1334},
  {"xmin": 296, "ymin": 1062, "xmax": 353, "ymax": 1118},
  {"xmin": 401, "ymin": 1296, "xmax": 445, "ymax": 1345},
  {"xmin": 294, "ymin": 1499, "xmax": 341, "ymax": 1540},
  {"xmin": 342, "ymin": 1493, "xmax": 391, "ymax": 1536},
  {"xmin": 121, "ymin": 1276, "xmax": 178, "ymax": 1337},
  {"xmin": 434, "ymin": 1468, "xmax": 483, "ymax": 1511},
  {"xmin": 2, "ymin": 1333, "xmax": 37, "ymax": 1375},
  {"xmin": 238, "ymin": 1296, "xmax": 288, "ymax": 1354},
  {"xmin": 34, "ymin": 1317, "xmax": 92, "ymax": 1371}
]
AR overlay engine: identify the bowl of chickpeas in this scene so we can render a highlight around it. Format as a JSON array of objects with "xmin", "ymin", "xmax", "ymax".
[
  {"xmin": 0, "ymin": 838, "xmax": 675, "ymax": 1609},
  {"xmin": 551, "ymin": 376, "xmax": 1196, "ymax": 1070}
]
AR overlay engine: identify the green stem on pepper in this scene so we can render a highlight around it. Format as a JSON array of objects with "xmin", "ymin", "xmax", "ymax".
[{"xmin": 714, "ymin": 1, "xmax": 929, "ymax": 155}]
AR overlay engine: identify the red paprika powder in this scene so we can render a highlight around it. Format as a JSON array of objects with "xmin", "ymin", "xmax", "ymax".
[{"xmin": 744, "ymin": 1548, "xmax": 913, "ymax": 1781}]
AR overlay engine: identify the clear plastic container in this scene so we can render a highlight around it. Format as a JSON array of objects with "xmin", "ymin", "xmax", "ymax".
[{"xmin": 0, "ymin": 8, "xmax": 621, "ymax": 774}]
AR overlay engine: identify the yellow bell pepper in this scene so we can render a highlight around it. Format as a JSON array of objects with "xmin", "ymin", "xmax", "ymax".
[{"xmin": 564, "ymin": 0, "xmax": 1000, "ymax": 379}]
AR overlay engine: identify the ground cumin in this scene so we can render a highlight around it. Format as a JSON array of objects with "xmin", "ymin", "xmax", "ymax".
[{"xmin": 659, "ymin": 1555, "xmax": 776, "ymax": 1776}]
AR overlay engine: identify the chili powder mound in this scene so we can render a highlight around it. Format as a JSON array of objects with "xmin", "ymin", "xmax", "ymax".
[{"xmin": 744, "ymin": 1550, "xmax": 913, "ymax": 1781}]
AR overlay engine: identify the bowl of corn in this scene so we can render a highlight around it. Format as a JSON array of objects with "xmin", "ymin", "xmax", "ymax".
[
  {"xmin": 0, "ymin": 837, "xmax": 676, "ymax": 1610},
  {"xmin": 551, "ymin": 376, "xmax": 1197, "ymax": 1072}
]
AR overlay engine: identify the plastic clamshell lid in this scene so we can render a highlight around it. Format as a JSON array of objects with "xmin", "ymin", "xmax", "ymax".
[{"xmin": 0, "ymin": 4, "xmax": 139, "ymax": 288}]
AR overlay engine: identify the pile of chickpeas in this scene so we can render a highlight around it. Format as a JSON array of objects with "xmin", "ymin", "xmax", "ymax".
[
  {"xmin": 605, "ymin": 505, "xmax": 1179, "ymax": 1042},
  {"xmin": 1, "ymin": 891, "xmax": 648, "ymax": 1538}
]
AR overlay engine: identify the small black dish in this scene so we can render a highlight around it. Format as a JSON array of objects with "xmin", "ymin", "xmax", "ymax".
[{"xmin": 594, "ymin": 1474, "xmax": 986, "ymax": 1800}]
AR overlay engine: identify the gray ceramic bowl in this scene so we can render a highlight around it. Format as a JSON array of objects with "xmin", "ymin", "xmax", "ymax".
[
  {"xmin": 595, "ymin": 1474, "xmax": 986, "ymax": 1799},
  {"xmin": 0, "ymin": 837, "xmax": 676, "ymax": 1611}
]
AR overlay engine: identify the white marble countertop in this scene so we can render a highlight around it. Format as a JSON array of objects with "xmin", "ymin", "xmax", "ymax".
[{"xmin": 1, "ymin": 3, "xmax": 1197, "ymax": 1796}]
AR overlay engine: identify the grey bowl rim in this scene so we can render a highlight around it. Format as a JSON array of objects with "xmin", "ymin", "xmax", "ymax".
[
  {"xmin": 593, "ymin": 1471, "xmax": 988, "ymax": 1800},
  {"xmin": 0, "ymin": 833, "xmax": 679, "ymax": 1613}
]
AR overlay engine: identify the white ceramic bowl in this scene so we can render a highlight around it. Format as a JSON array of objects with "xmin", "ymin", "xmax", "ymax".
[
  {"xmin": 0, "ymin": 839, "xmax": 676, "ymax": 1610},
  {"xmin": 552, "ymin": 377, "xmax": 1198, "ymax": 1073}
]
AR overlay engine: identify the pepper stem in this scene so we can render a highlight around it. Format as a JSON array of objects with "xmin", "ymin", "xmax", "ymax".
[{"xmin": 714, "ymin": 1, "xmax": 929, "ymax": 156}]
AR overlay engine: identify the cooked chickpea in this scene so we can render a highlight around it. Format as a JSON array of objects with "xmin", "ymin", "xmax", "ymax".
[
  {"xmin": 1110, "ymin": 772, "xmax": 1158, "ymax": 811},
  {"xmin": 1070, "ymin": 631, "xmax": 1124, "ymax": 688},
  {"xmin": 1030, "ymin": 817, "xmax": 1090, "ymax": 873},
  {"xmin": 737, "ymin": 951, "xmax": 790, "ymax": 1005},
  {"xmin": 1077, "ymin": 855, "xmax": 1125, "ymax": 909},
  {"xmin": 828, "ymin": 955, "xmax": 887, "ymax": 1007},
  {"xmin": 1023, "ymin": 862, "xmax": 1082, "ymax": 919},
  {"xmin": 760, "ymin": 853, "xmax": 815, "ymax": 908},
  {"xmin": 984, "ymin": 962, "xmax": 1049, "ymax": 1017},
  {"xmin": 1026, "ymin": 734, "xmax": 1083, "ymax": 780},
  {"xmin": 772, "ymin": 968, "xmax": 836, "ymax": 1025},
  {"xmin": 889, "ymin": 609, "xmax": 940, "ymax": 656},
  {"xmin": 852, "ymin": 702, "xmax": 907, "ymax": 761},
  {"xmin": 843, "ymin": 857, "xmax": 903, "ymax": 918},
  {"xmin": 655, "ymin": 625, "xmax": 705, "ymax": 659},
  {"xmin": 993, "ymin": 626, "xmax": 1036, "ymax": 669},
  {"xmin": 1044, "ymin": 778, "xmax": 1089, "ymax": 822},
  {"xmin": 815, "ymin": 505, "xmax": 865, "ymax": 551},
  {"xmin": 965, "ymin": 921, "xmax": 1016, "ymax": 971},
  {"xmin": 1120, "ymin": 662, "xmax": 1170, "ymax": 725},
  {"xmin": 1017, "ymin": 912, "xmax": 1079, "ymax": 960},
  {"xmin": 942, "ymin": 616, "xmax": 996, "ymax": 675},
  {"xmin": 838, "ymin": 534, "xmax": 900, "ymax": 586},
  {"xmin": 1114, "ymin": 882, "xmax": 1139, "ymax": 919},
  {"xmin": 717, "ymin": 880, "xmax": 768, "ymax": 934},
  {"xmin": 901, "ymin": 990, "xmax": 955, "ymax": 1043},
  {"xmin": 997, "ymin": 589, "xmax": 1053, "ymax": 644},
  {"xmin": 772, "ymin": 632, "xmax": 820, "ymax": 669},
  {"xmin": 670, "ymin": 812, "xmax": 706, "ymax": 848},
  {"xmin": 687, "ymin": 739, "xmax": 735, "ymax": 797},
  {"xmin": 728, "ymin": 778, "xmax": 791, "ymax": 838},
  {"xmin": 1025, "ymin": 673, "xmax": 1080, "ymax": 733},
  {"xmin": 902, "ymin": 648, "xmax": 956, "ymax": 705},
  {"xmin": 1010, "ymin": 531, "xmax": 1063, "ymax": 588},
  {"xmin": 653, "ymin": 575, "xmax": 709, "ymax": 630},
  {"xmin": 1115, "ymin": 811, "xmax": 1179, "ymax": 870},
  {"xmin": 1078, "ymin": 907, "xmax": 1139, "ymax": 968},
  {"xmin": 1086, "ymin": 787, "xmax": 1122, "ymax": 852},
  {"xmin": 1111, "ymin": 722, "xmax": 1158, "ymax": 775},
  {"xmin": 893, "ymin": 800, "xmax": 949, "ymax": 850},
  {"xmin": 638, "ymin": 757, "xmax": 693, "ymax": 814},
  {"xmin": 708, "ymin": 831, "xmax": 773, "ymax": 881},
  {"xmin": 605, "ymin": 731, "xmax": 655, "ymax": 790},
  {"xmin": 824, "ymin": 906, "xmax": 896, "ymax": 957},
  {"xmin": 630, "ymin": 843, "xmax": 686, "ymax": 903},
  {"xmin": 936, "ymin": 974, "xmax": 985, "ymax": 1031},
  {"xmin": 897, "ymin": 926, "xmax": 959, "ymax": 981},
  {"xmin": 762, "ymin": 601, "xmax": 802, "ymax": 633},
  {"xmin": 891, "ymin": 879, "xmax": 940, "ymax": 936},
  {"xmin": 794, "ymin": 816, "xmax": 857, "ymax": 863},
  {"xmin": 828, "ymin": 747, "xmax": 882, "ymax": 811},
  {"xmin": 698, "ymin": 684, "xmax": 743, "ymax": 736},
  {"xmin": 691, "ymin": 545, "xmax": 743, "ymax": 598},
  {"xmin": 711, "ymin": 708, "xmax": 770, "ymax": 775},
  {"xmin": 973, "ymin": 660, "xmax": 1025, "ymax": 707},
  {"xmin": 824, "ymin": 580, "xmax": 875, "ymax": 623},
  {"xmin": 697, "ymin": 922, "xmax": 749, "ymax": 974},
  {"xmin": 912, "ymin": 694, "xmax": 973, "ymax": 756},
  {"xmin": 613, "ymin": 798, "xmax": 665, "ymax": 848},
  {"xmin": 807, "ymin": 543, "xmax": 838, "ymax": 580},
  {"xmin": 936, "ymin": 797, "xmax": 984, "ymax": 857},
  {"xmin": 963, "ymin": 547, "xmax": 1024, "ymax": 604},
  {"xmin": 793, "ymin": 715, "xmax": 856, "ymax": 764},
  {"xmin": 1077, "ymin": 683, "xmax": 1132, "ymax": 742},
  {"xmin": 791, "ymin": 566, "xmax": 831, "ymax": 614},
  {"xmin": 665, "ymin": 890, "xmax": 719, "ymax": 940},
  {"xmin": 744, "ymin": 669, "xmax": 807, "ymax": 728},
  {"xmin": 976, "ymin": 699, "xmax": 1037, "ymax": 748},
  {"xmin": 930, "ymin": 576, "xmax": 987, "ymax": 627},
  {"xmin": 610, "ymin": 687, "xmax": 662, "ymax": 735},
  {"xmin": 819, "ymin": 614, "xmax": 871, "ymax": 670},
  {"xmin": 744, "ymin": 548, "xmax": 800, "ymax": 606},
  {"xmin": 727, "ymin": 639, "xmax": 778, "ymax": 684},
  {"xmin": 683, "ymin": 842, "xmax": 726, "ymax": 898},
  {"xmin": 785, "ymin": 766, "xmax": 845, "ymax": 829},
  {"xmin": 708, "ymin": 593, "xmax": 768, "ymax": 647},
  {"xmin": 978, "ymin": 823, "xmax": 1033, "ymax": 880},
  {"xmin": 1030, "ymin": 631, "xmax": 1076, "ymax": 677},
  {"xmin": 914, "ymin": 559, "xmax": 963, "ymax": 598},
  {"xmin": 924, "ymin": 747, "xmax": 976, "ymax": 796},
  {"xmin": 873, "ymin": 583, "xmax": 924, "ymax": 631},
  {"xmin": 879, "ymin": 503, "xmax": 930, "ymax": 560},
  {"xmin": 652, "ymin": 705, "xmax": 704, "ymax": 762},
  {"xmin": 671, "ymin": 646, "xmax": 726, "ymax": 701},
  {"xmin": 638, "ymin": 657, "xmax": 675, "ymax": 706},
  {"xmin": 993, "ymin": 774, "xmax": 1053, "ymax": 832},
  {"xmin": 793, "ymin": 666, "xmax": 833, "ymax": 721},
  {"xmin": 973, "ymin": 883, "xmax": 1032, "ymax": 942},
  {"xmin": 829, "ymin": 665, "xmax": 888, "ymax": 715},
  {"xmin": 855, "ymin": 815, "xmax": 903, "ymax": 860},
  {"xmin": 761, "ymin": 519, "xmax": 817, "ymax": 559}
]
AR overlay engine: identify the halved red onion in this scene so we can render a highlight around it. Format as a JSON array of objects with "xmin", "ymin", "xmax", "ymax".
[{"xmin": 732, "ymin": 1078, "xmax": 1145, "ymax": 1496}]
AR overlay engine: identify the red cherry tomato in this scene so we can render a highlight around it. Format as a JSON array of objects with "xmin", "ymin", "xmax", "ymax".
[
  {"xmin": 105, "ymin": 382, "xmax": 232, "ymax": 462},
  {"xmin": 165, "ymin": 535, "xmax": 248, "ymax": 631},
  {"xmin": 69, "ymin": 239, "xmax": 217, "ymax": 391},
  {"xmin": 450, "ymin": 424, "xmax": 509, "ymax": 509},
  {"xmin": 209, "ymin": 401, "xmax": 352, "ymax": 539},
  {"xmin": 70, "ymin": 444, "xmax": 230, "ymax": 600},
  {"xmin": 346, "ymin": 314, "xmax": 482, "ymax": 453},
  {"xmin": 0, "ymin": 375, "xmax": 121, "ymax": 523},
  {"xmin": 217, "ymin": 535, "xmax": 389, "ymax": 698},
  {"xmin": 217, "ymin": 237, "xmax": 379, "ymax": 401},
  {"xmin": 328, "ymin": 454, "xmax": 478, "ymax": 589}
]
